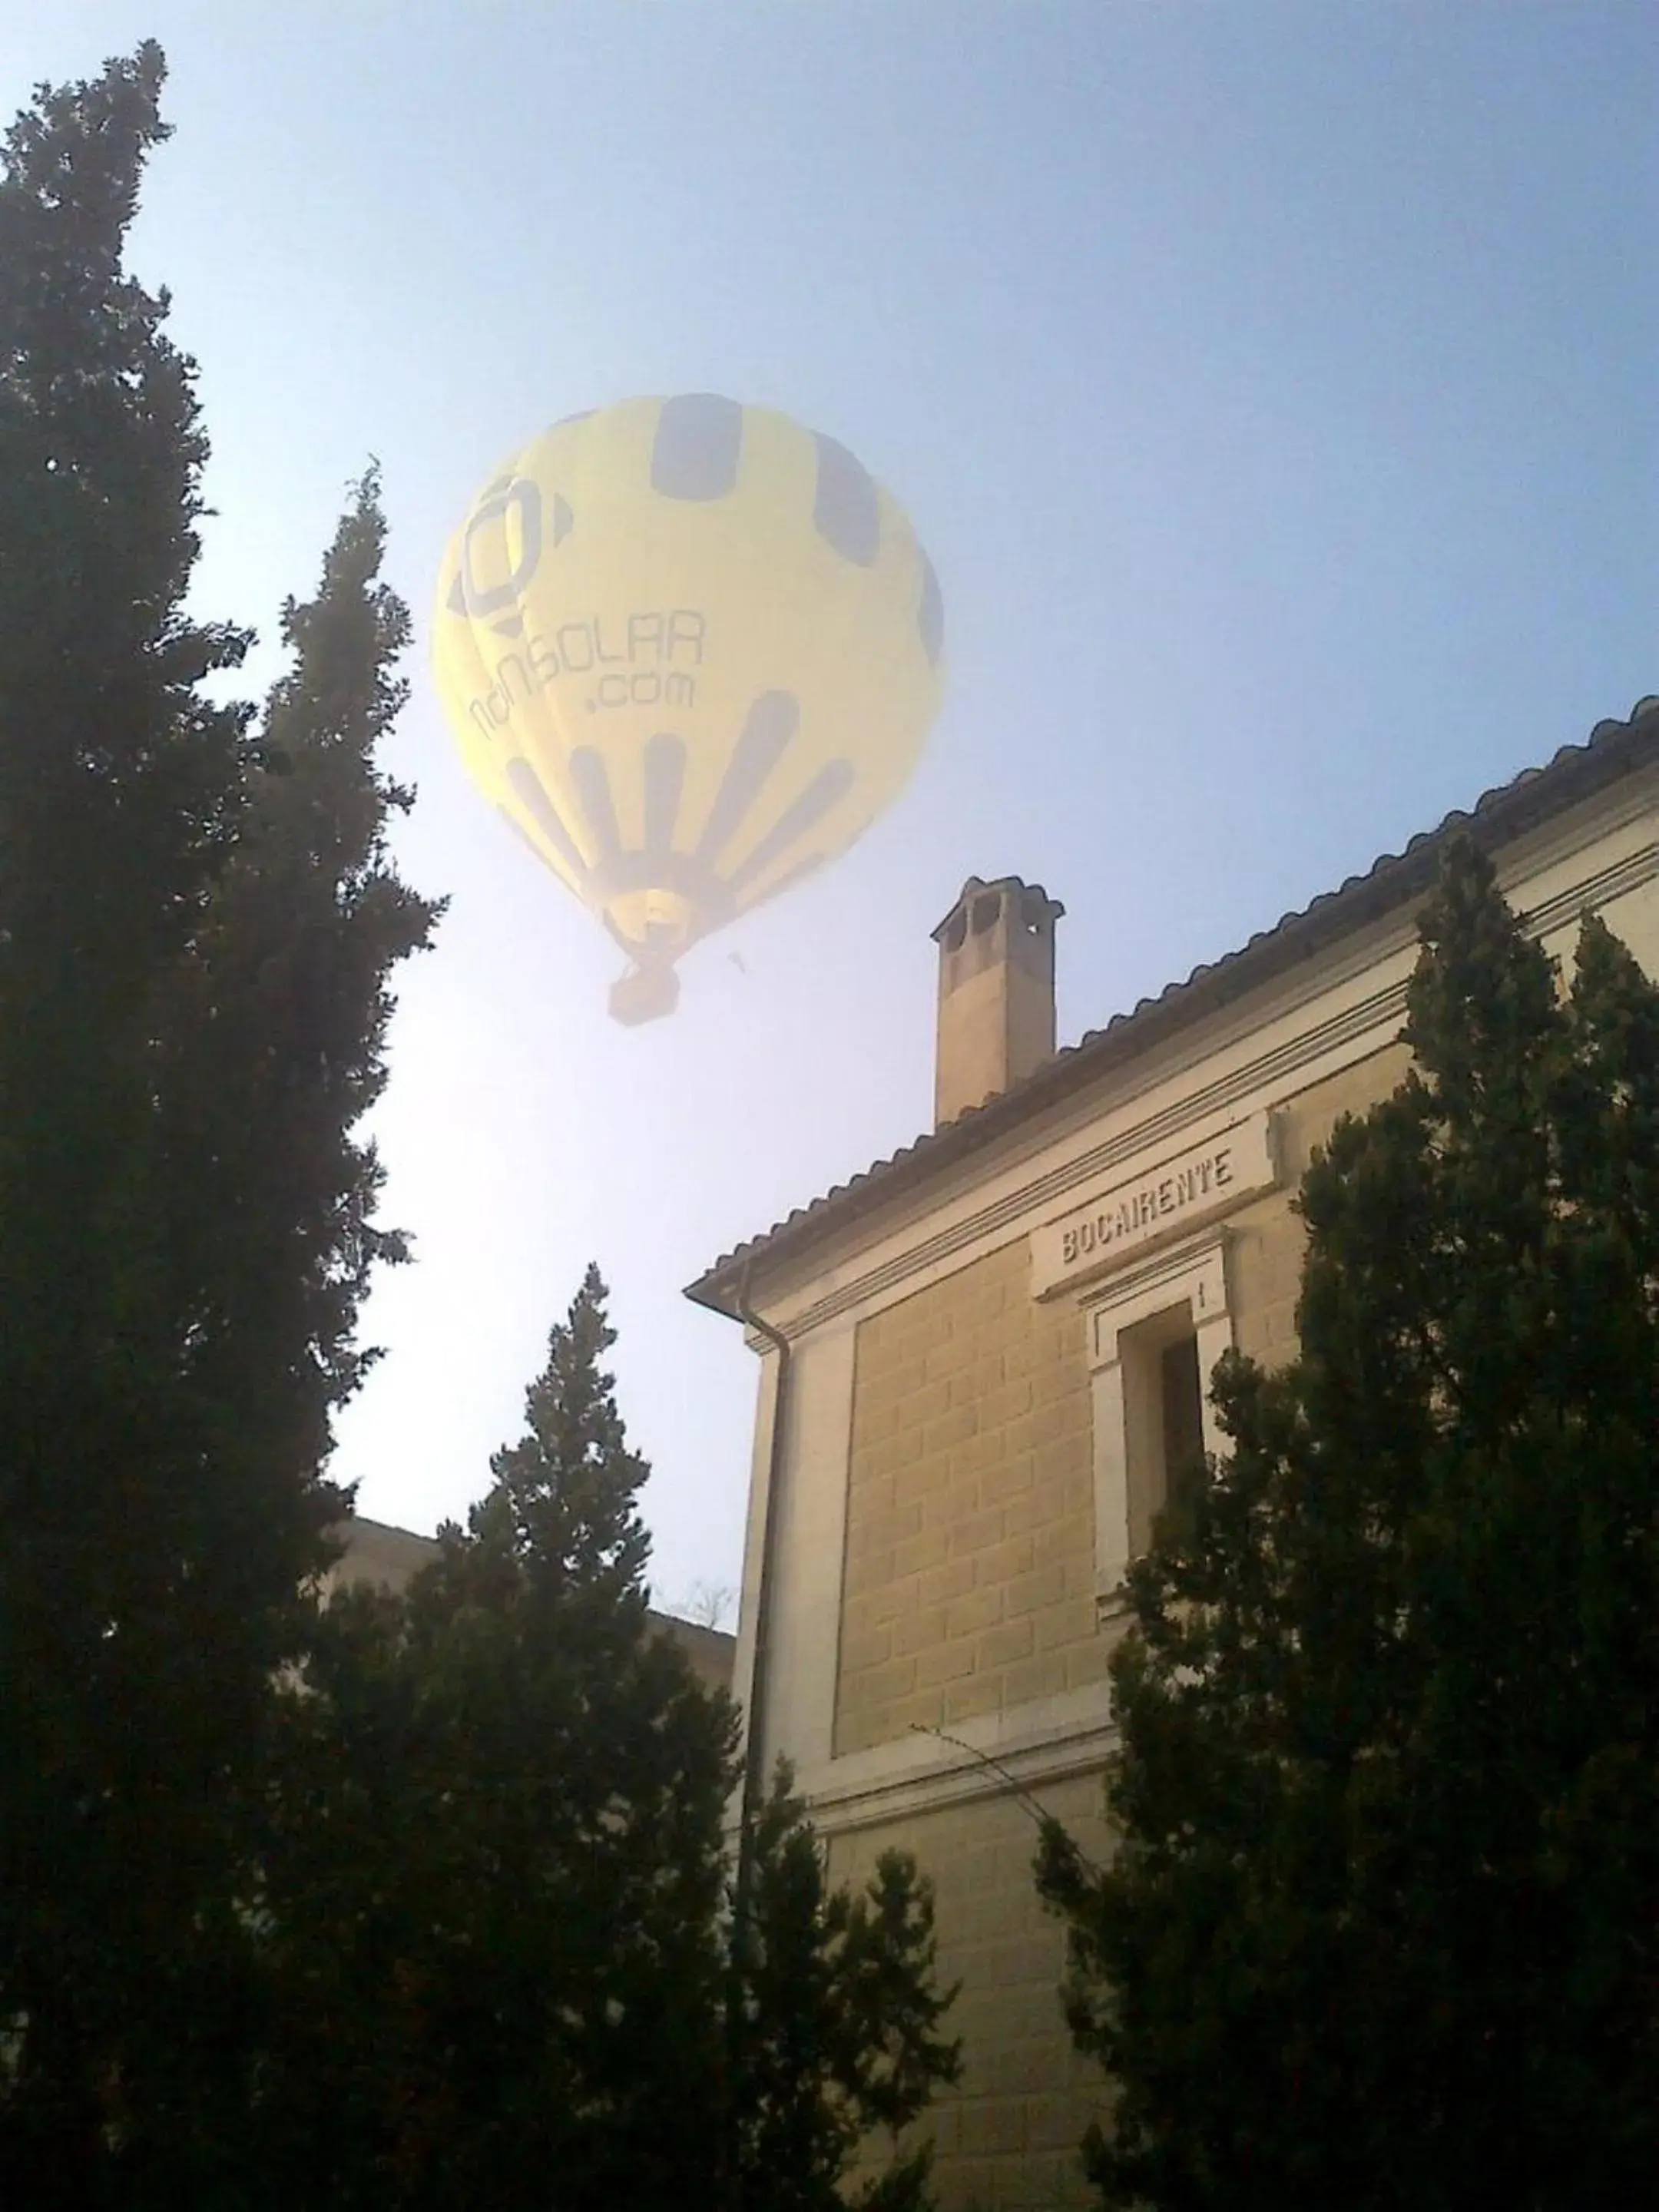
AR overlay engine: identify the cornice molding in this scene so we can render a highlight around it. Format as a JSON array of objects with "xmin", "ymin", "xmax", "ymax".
[
  {"xmin": 796, "ymin": 1687, "xmax": 1120, "ymax": 1836},
  {"xmin": 763, "ymin": 833, "xmax": 1658, "ymax": 1346}
]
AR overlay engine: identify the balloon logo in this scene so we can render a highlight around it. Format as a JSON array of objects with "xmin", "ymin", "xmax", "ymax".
[{"xmin": 432, "ymin": 395, "xmax": 945, "ymax": 1022}]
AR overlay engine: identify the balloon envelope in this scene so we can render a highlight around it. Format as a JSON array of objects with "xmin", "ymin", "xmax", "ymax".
[{"xmin": 432, "ymin": 395, "xmax": 944, "ymax": 1020}]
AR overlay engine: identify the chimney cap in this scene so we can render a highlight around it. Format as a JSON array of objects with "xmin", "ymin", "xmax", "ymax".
[{"xmin": 931, "ymin": 874, "xmax": 1065, "ymax": 944}]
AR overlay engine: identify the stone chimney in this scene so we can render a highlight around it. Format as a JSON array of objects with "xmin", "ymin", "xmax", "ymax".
[{"xmin": 932, "ymin": 876, "xmax": 1065, "ymax": 1128}]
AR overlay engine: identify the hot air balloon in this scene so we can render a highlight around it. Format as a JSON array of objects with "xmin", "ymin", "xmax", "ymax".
[{"xmin": 432, "ymin": 395, "xmax": 944, "ymax": 1022}]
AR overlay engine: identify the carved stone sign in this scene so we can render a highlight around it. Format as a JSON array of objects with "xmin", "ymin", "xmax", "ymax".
[{"xmin": 1031, "ymin": 1113, "xmax": 1277, "ymax": 1296}]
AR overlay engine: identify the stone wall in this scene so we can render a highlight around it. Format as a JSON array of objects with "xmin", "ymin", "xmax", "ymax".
[
  {"xmin": 835, "ymin": 1241, "xmax": 1102, "ymax": 1757},
  {"xmin": 1228, "ymin": 1045, "xmax": 1410, "ymax": 1367},
  {"xmin": 829, "ymin": 1772, "xmax": 1114, "ymax": 2211},
  {"xmin": 832, "ymin": 1045, "xmax": 1420, "ymax": 1761}
]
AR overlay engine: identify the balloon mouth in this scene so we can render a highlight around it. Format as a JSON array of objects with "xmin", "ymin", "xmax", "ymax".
[
  {"xmin": 603, "ymin": 890, "xmax": 700, "ymax": 966},
  {"xmin": 598, "ymin": 868, "xmax": 724, "ymax": 956},
  {"xmin": 604, "ymin": 907, "xmax": 687, "ymax": 1026}
]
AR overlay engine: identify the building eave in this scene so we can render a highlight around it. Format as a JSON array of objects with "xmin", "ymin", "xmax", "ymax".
[{"xmin": 686, "ymin": 697, "xmax": 1659, "ymax": 1324}]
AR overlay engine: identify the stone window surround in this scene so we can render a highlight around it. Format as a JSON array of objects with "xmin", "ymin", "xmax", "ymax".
[{"xmin": 1083, "ymin": 1232, "xmax": 1233, "ymax": 1608}]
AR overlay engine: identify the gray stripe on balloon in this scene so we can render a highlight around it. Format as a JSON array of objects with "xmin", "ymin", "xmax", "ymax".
[
  {"xmin": 651, "ymin": 393, "xmax": 744, "ymax": 500},
  {"xmin": 747, "ymin": 849, "xmax": 825, "ymax": 907},
  {"xmin": 725, "ymin": 760, "xmax": 856, "ymax": 897},
  {"xmin": 504, "ymin": 760, "xmax": 592, "ymax": 886},
  {"xmin": 642, "ymin": 733, "xmax": 687, "ymax": 855},
  {"xmin": 498, "ymin": 808, "xmax": 550, "ymax": 871},
  {"xmin": 812, "ymin": 434, "xmax": 879, "ymax": 566},
  {"xmin": 569, "ymin": 747, "xmax": 623, "ymax": 866},
  {"xmin": 694, "ymin": 690, "xmax": 800, "ymax": 865}
]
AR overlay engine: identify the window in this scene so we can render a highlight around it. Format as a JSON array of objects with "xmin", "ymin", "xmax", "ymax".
[
  {"xmin": 1116, "ymin": 1306, "xmax": 1206, "ymax": 1559},
  {"xmin": 1160, "ymin": 1334, "xmax": 1206, "ymax": 1488},
  {"xmin": 1084, "ymin": 1237, "xmax": 1233, "ymax": 1604}
]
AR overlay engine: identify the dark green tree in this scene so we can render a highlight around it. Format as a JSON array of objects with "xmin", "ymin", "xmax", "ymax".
[
  {"xmin": 0, "ymin": 46, "xmax": 435, "ymax": 2204},
  {"xmin": 157, "ymin": 465, "xmax": 439, "ymax": 1550},
  {"xmin": 260, "ymin": 1269, "xmax": 960, "ymax": 2210},
  {"xmin": 1038, "ymin": 835, "xmax": 1659, "ymax": 2211},
  {"xmin": 260, "ymin": 1267, "xmax": 740, "ymax": 2210}
]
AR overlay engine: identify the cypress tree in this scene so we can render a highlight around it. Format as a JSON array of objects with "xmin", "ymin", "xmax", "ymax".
[
  {"xmin": 0, "ymin": 48, "xmax": 435, "ymax": 2199},
  {"xmin": 1038, "ymin": 833, "xmax": 1659, "ymax": 2211},
  {"xmin": 730, "ymin": 1764, "xmax": 962, "ymax": 2212},
  {"xmin": 261, "ymin": 1267, "xmax": 738, "ymax": 2209},
  {"xmin": 260, "ymin": 1270, "xmax": 962, "ymax": 2211}
]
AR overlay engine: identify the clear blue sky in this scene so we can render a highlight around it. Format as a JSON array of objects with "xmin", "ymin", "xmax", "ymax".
[{"xmin": 7, "ymin": 5, "xmax": 1653, "ymax": 1617}]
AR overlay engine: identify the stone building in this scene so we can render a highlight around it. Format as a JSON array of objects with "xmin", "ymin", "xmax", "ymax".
[
  {"xmin": 686, "ymin": 698, "xmax": 1659, "ymax": 2210},
  {"xmin": 326, "ymin": 1514, "xmax": 737, "ymax": 1693}
]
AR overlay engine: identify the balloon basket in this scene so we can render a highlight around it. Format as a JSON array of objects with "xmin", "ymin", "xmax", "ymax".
[{"xmin": 608, "ymin": 962, "xmax": 680, "ymax": 1026}]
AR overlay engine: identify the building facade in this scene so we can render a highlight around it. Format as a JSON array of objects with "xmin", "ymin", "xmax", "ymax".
[{"xmin": 687, "ymin": 700, "xmax": 1659, "ymax": 2210}]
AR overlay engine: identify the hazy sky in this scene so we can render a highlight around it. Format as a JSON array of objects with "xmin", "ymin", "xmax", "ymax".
[{"xmin": 6, "ymin": 5, "xmax": 1653, "ymax": 1617}]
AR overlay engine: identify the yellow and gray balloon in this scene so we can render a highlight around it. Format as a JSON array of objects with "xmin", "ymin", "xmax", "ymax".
[{"xmin": 432, "ymin": 395, "xmax": 944, "ymax": 1022}]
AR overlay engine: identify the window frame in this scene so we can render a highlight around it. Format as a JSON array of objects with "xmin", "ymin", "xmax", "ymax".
[{"xmin": 1082, "ymin": 1232, "xmax": 1233, "ymax": 1608}]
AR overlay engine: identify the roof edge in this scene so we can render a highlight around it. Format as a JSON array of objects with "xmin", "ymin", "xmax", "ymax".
[{"xmin": 687, "ymin": 698, "xmax": 1659, "ymax": 1321}]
